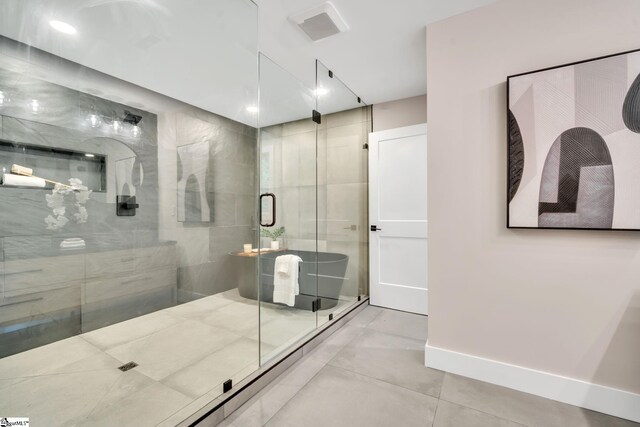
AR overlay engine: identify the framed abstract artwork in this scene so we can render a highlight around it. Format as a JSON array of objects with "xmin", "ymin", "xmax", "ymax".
[
  {"xmin": 508, "ymin": 48, "xmax": 640, "ymax": 230},
  {"xmin": 177, "ymin": 141, "xmax": 214, "ymax": 223}
]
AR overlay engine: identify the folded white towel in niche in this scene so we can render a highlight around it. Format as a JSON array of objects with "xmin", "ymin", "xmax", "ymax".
[
  {"xmin": 2, "ymin": 173, "xmax": 46, "ymax": 188},
  {"xmin": 59, "ymin": 238, "xmax": 86, "ymax": 250},
  {"xmin": 273, "ymin": 254, "xmax": 302, "ymax": 307}
]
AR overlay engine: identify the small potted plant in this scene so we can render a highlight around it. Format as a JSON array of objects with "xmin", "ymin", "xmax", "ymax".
[{"xmin": 261, "ymin": 226, "xmax": 285, "ymax": 250}]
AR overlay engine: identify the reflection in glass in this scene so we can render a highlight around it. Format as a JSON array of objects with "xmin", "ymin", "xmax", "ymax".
[
  {"xmin": 0, "ymin": 0, "xmax": 369, "ymax": 424},
  {"xmin": 0, "ymin": 0, "xmax": 260, "ymax": 424}
]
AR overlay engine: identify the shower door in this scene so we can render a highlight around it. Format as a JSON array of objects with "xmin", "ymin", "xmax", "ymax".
[
  {"xmin": 258, "ymin": 54, "xmax": 319, "ymax": 362},
  {"xmin": 257, "ymin": 56, "xmax": 371, "ymax": 362},
  {"xmin": 316, "ymin": 61, "xmax": 371, "ymax": 326}
]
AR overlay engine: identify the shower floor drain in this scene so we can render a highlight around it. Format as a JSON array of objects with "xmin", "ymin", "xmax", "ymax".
[{"xmin": 118, "ymin": 362, "xmax": 138, "ymax": 372}]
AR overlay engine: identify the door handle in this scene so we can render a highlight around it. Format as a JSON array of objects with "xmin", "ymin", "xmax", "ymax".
[
  {"xmin": 259, "ymin": 193, "xmax": 276, "ymax": 227},
  {"xmin": 370, "ymin": 225, "xmax": 382, "ymax": 231}
]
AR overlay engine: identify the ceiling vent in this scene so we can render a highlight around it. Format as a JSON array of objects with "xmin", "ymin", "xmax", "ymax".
[{"xmin": 289, "ymin": 2, "xmax": 349, "ymax": 42}]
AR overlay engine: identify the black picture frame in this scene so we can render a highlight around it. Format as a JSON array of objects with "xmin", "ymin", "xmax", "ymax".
[{"xmin": 506, "ymin": 47, "xmax": 640, "ymax": 231}]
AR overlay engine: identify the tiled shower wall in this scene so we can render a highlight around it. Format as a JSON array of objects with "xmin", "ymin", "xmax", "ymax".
[
  {"xmin": 158, "ymin": 107, "xmax": 258, "ymax": 303},
  {"xmin": 322, "ymin": 107, "xmax": 371, "ymax": 298},
  {"xmin": 0, "ymin": 66, "xmax": 159, "ymax": 241},
  {"xmin": 261, "ymin": 106, "xmax": 371, "ymax": 298},
  {"xmin": 0, "ymin": 43, "xmax": 258, "ymax": 354}
]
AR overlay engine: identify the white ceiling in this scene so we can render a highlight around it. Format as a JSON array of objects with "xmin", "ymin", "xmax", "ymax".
[
  {"xmin": 257, "ymin": 0, "xmax": 496, "ymax": 104},
  {"xmin": 0, "ymin": 0, "xmax": 259, "ymax": 125},
  {"xmin": 0, "ymin": 0, "xmax": 495, "ymax": 126}
]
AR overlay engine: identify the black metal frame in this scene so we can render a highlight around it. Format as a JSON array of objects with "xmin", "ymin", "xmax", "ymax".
[
  {"xmin": 188, "ymin": 299, "xmax": 368, "ymax": 426},
  {"xmin": 506, "ymin": 47, "xmax": 640, "ymax": 232},
  {"xmin": 259, "ymin": 192, "xmax": 276, "ymax": 227}
]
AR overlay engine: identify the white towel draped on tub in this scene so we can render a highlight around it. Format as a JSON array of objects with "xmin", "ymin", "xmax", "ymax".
[{"xmin": 273, "ymin": 254, "xmax": 302, "ymax": 307}]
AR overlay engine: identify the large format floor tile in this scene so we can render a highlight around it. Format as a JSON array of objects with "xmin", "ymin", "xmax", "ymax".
[
  {"xmin": 265, "ymin": 365, "xmax": 438, "ymax": 427},
  {"xmin": 329, "ymin": 328, "xmax": 444, "ymax": 397},
  {"xmin": 256, "ymin": 313, "xmax": 316, "ymax": 352},
  {"xmin": 365, "ymin": 307, "xmax": 428, "ymax": 341},
  {"xmin": 162, "ymin": 338, "xmax": 260, "ymax": 399},
  {"xmin": 80, "ymin": 310, "xmax": 179, "ymax": 351},
  {"xmin": 226, "ymin": 355, "xmax": 327, "ymax": 427},
  {"xmin": 198, "ymin": 301, "xmax": 260, "ymax": 335},
  {"xmin": 0, "ymin": 368, "xmax": 122, "ymax": 425},
  {"xmin": 224, "ymin": 305, "xmax": 639, "ymax": 427},
  {"xmin": 345, "ymin": 305, "xmax": 384, "ymax": 328},
  {"xmin": 80, "ymin": 373, "xmax": 193, "ymax": 426},
  {"xmin": 440, "ymin": 373, "xmax": 640, "ymax": 427},
  {"xmin": 433, "ymin": 400, "xmax": 525, "ymax": 427},
  {"xmin": 0, "ymin": 288, "xmax": 319, "ymax": 427},
  {"xmin": 304, "ymin": 324, "xmax": 366, "ymax": 364},
  {"xmin": 164, "ymin": 292, "xmax": 237, "ymax": 320},
  {"xmin": 106, "ymin": 319, "xmax": 242, "ymax": 381},
  {"xmin": 0, "ymin": 336, "xmax": 103, "ymax": 379},
  {"xmin": 6, "ymin": 301, "xmax": 637, "ymax": 427}
]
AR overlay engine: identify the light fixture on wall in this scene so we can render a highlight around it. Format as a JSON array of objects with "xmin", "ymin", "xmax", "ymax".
[
  {"xmin": 28, "ymin": 99, "xmax": 41, "ymax": 114},
  {"xmin": 0, "ymin": 90, "xmax": 10, "ymax": 106},
  {"xmin": 112, "ymin": 119, "xmax": 123, "ymax": 133},
  {"xmin": 88, "ymin": 114, "xmax": 101, "ymax": 127},
  {"xmin": 130, "ymin": 124, "xmax": 141, "ymax": 138},
  {"xmin": 246, "ymin": 106, "xmax": 258, "ymax": 113},
  {"xmin": 83, "ymin": 108, "xmax": 143, "ymax": 137},
  {"xmin": 87, "ymin": 107, "xmax": 103, "ymax": 128},
  {"xmin": 49, "ymin": 20, "xmax": 77, "ymax": 35},
  {"xmin": 123, "ymin": 110, "xmax": 142, "ymax": 138}
]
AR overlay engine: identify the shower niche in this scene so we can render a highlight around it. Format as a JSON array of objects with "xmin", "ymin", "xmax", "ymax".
[{"xmin": 0, "ymin": 139, "xmax": 106, "ymax": 191}]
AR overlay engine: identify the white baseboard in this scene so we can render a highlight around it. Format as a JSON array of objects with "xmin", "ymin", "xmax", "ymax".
[{"xmin": 425, "ymin": 342, "xmax": 640, "ymax": 423}]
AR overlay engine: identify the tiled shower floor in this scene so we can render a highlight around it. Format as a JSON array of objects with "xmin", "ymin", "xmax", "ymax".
[{"xmin": 0, "ymin": 289, "xmax": 348, "ymax": 426}]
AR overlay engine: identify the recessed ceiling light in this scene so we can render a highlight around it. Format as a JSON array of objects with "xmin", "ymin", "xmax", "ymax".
[
  {"xmin": 49, "ymin": 20, "xmax": 77, "ymax": 35},
  {"xmin": 315, "ymin": 87, "xmax": 328, "ymax": 96},
  {"xmin": 85, "ymin": 153, "xmax": 95, "ymax": 158},
  {"xmin": 246, "ymin": 106, "xmax": 258, "ymax": 113}
]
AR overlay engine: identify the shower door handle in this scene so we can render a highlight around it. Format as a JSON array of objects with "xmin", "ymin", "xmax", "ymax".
[{"xmin": 259, "ymin": 193, "xmax": 276, "ymax": 227}]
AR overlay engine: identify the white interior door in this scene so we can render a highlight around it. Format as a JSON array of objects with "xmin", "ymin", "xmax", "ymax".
[{"xmin": 369, "ymin": 124, "xmax": 428, "ymax": 314}]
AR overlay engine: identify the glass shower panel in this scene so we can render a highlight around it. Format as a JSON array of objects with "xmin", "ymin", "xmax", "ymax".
[
  {"xmin": 0, "ymin": 1, "xmax": 260, "ymax": 425},
  {"xmin": 316, "ymin": 61, "xmax": 371, "ymax": 325},
  {"xmin": 258, "ymin": 54, "xmax": 318, "ymax": 363}
]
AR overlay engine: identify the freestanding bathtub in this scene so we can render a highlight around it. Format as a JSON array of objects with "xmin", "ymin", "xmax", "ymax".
[{"xmin": 237, "ymin": 250, "xmax": 349, "ymax": 311}]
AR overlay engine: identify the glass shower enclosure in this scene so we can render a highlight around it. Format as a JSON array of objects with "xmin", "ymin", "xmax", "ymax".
[
  {"xmin": 0, "ymin": 1, "xmax": 369, "ymax": 425},
  {"xmin": 256, "ymin": 56, "xmax": 370, "ymax": 363}
]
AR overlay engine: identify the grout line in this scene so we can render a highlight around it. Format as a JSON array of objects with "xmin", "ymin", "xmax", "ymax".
[
  {"xmin": 360, "ymin": 324, "xmax": 428, "ymax": 344},
  {"xmin": 327, "ymin": 363, "xmax": 442, "ymax": 401},
  {"xmin": 82, "ymin": 378, "xmax": 131, "ymax": 422},
  {"xmin": 368, "ymin": 303, "xmax": 429, "ymax": 317},
  {"xmin": 233, "ymin": 318, "xmax": 367, "ymax": 425},
  {"xmin": 349, "ymin": 307, "xmax": 384, "ymax": 328},
  {"xmin": 259, "ymin": 355, "xmax": 333, "ymax": 426},
  {"xmin": 183, "ymin": 299, "xmax": 370, "ymax": 426},
  {"xmin": 431, "ymin": 397, "xmax": 440, "ymax": 427},
  {"xmin": 437, "ymin": 394, "xmax": 529, "ymax": 426},
  {"xmin": 0, "ymin": 365, "xmax": 128, "ymax": 382},
  {"xmin": 230, "ymin": 359, "xmax": 325, "ymax": 426}
]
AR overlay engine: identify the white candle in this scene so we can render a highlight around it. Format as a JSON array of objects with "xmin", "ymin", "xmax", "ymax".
[{"xmin": 243, "ymin": 243, "xmax": 252, "ymax": 253}]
